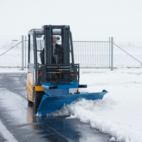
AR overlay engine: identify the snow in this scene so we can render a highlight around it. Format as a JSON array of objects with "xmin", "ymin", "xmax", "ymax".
[
  {"xmin": 0, "ymin": 66, "xmax": 142, "ymax": 141},
  {"xmin": 110, "ymin": 137, "xmax": 116, "ymax": 141},
  {"xmin": 47, "ymin": 68, "xmax": 142, "ymax": 142},
  {"xmin": 0, "ymin": 68, "xmax": 27, "ymax": 73}
]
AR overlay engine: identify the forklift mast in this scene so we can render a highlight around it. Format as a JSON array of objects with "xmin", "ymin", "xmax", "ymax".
[{"xmin": 28, "ymin": 25, "xmax": 79, "ymax": 86}]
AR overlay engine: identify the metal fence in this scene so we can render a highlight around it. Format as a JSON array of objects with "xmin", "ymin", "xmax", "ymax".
[
  {"xmin": 1, "ymin": 36, "xmax": 142, "ymax": 69},
  {"xmin": 19, "ymin": 36, "xmax": 113, "ymax": 69},
  {"xmin": 0, "ymin": 36, "xmax": 114, "ymax": 69},
  {"xmin": 73, "ymin": 41, "xmax": 112, "ymax": 68}
]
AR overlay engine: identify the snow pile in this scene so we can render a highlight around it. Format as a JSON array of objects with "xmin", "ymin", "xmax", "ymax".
[
  {"xmin": 47, "ymin": 69, "xmax": 142, "ymax": 142},
  {"xmin": 49, "ymin": 97, "xmax": 142, "ymax": 142},
  {"xmin": 110, "ymin": 137, "xmax": 116, "ymax": 141}
]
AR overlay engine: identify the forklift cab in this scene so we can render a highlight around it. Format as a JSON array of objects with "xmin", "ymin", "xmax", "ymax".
[{"xmin": 27, "ymin": 25, "xmax": 79, "ymax": 92}]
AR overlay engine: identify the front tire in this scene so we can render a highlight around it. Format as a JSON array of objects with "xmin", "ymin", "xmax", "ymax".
[
  {"xmin": 33, "ymin": 88, "xmax": 43, "ymax": 113},
  {"xmin": 27, "ymin": 93, "xmax": 33, "ymax": 106}
]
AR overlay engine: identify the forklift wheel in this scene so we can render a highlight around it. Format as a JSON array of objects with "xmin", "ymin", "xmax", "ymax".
[
  {"xmin": 33, "ymin": 88, "xmax": 40, "ymax": 112},
  {"xmin": 27, "ymin": 93, "xmax": 33, "ymax": 106},
  {"xmin": 33, "ymin": 88, "xmax": 43, "ymax": 112}
]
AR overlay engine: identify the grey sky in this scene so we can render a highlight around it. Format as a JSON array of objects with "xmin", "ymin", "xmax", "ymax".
[{"xmin": 0, "ymin": 0, "xmax": 142, "ymax": 42}]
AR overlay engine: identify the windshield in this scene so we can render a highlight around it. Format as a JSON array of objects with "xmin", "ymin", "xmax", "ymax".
[{"xmin": 35, "ymin": 33, "xmax": 73, "ymax": 65}]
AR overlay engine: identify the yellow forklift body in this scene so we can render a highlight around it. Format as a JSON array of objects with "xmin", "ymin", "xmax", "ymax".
[
  {"xmin": 26, "ymin": 73, "xmax": 33, "ymax": 102},
  {"xmin": 26, "ymin": 73, "xmax": 44, "ymax": 102},
  {"xmin": 35, "ymin": 86, "xmax": 44, "ymax": 91}
]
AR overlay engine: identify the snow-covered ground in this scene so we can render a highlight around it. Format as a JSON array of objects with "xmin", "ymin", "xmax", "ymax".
[
  {"xmin": 0, "ymin": 67, "xmax": 142, "ymax": 141},
  {"xmin": 0, "ymin": 68, "xmax": 142, "ymax": 141},
  {"xmin": 48, "ymin": 68, "xmax": 142, "ymax": 142}
]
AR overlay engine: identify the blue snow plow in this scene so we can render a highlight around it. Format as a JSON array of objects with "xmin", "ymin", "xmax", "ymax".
[
  {"xmin": 36, "ymin": 82, "xmax": 107, "ymax": 116},
  {"xmin": 26, "ymin": 25, "xmax": 108, "ymax": 117}
]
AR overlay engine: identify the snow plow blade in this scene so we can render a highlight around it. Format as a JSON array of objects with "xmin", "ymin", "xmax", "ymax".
[{"xmin": 36, "ymin": 90, "xmax": 107, "ymax": 117}]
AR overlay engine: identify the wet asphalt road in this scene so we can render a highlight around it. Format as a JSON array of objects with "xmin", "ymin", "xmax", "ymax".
[{"xmin": 0, "ymin": 73, "xmax": 112, "ymax": 142}]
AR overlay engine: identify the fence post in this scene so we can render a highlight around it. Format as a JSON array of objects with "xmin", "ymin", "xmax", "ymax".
[
  {"xmin": 22, "ymin": 35, "xmax": 24, "ymax": 70},
  {"xmin": 25, "ymin": 36, "xmax": 26, "ymax": 68},
  {"xmin": 111, "ymin": 37, "xmax": 113, "ymax": 70},
  {"xmin": 109, "ymin": 37, "xmax": 111, "ymax": 67}
]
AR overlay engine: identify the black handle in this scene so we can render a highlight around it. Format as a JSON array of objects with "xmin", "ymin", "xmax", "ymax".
[{"xmin": 78, "ymin": 85, "xmax": 87, "ymax": 88}]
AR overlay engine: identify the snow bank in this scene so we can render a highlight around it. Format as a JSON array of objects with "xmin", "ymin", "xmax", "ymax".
[
  {"xmin": 47, "ymin": 69, "xmax": 142, "ymax": 142},
  {"xmin": 48, "ymin": 97, "xmax": 142, "ymax": 142}
]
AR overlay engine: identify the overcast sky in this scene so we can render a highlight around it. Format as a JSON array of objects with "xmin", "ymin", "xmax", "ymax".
[{"xmin": 0, "ymin": 0, "xmax": 142, "ymax": 42}]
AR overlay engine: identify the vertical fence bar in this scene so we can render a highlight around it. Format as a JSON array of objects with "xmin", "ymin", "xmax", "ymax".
[
  {"xmin": 111, "ymin": 37, "xmax": 113, "ymax": 70},
  {"xmin": 97, "ymin": 42, "xmax": 98, "ymax": 67},
  {"xmin": 25, "ymin": 36, "xmax": 26, "ymax": 68},
  {"xmin": 22, "ymin": 35, "xmax": 24, "ymax": 70},
  {"xmin": 109, "ymin": 37, "xmax": 110, "ymax": 67},
  {"xmin": 108, "ymin": 40, "xmax": 109, "ymax": 68}
]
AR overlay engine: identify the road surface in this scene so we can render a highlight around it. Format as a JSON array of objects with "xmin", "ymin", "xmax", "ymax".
[{"xmin": 0, "ymin": 73, "xmax": 112, "ymax": 142}]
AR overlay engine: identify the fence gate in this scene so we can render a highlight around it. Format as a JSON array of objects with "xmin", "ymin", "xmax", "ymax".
[{"xmin": 73, "ymin": 40, "xmax": 112, "ymax": 68}]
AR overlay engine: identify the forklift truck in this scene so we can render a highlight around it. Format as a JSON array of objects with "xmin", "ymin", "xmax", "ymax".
[{"xmin": 26, "ymin": 25, "xmax": 107, "ymax": 116}]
